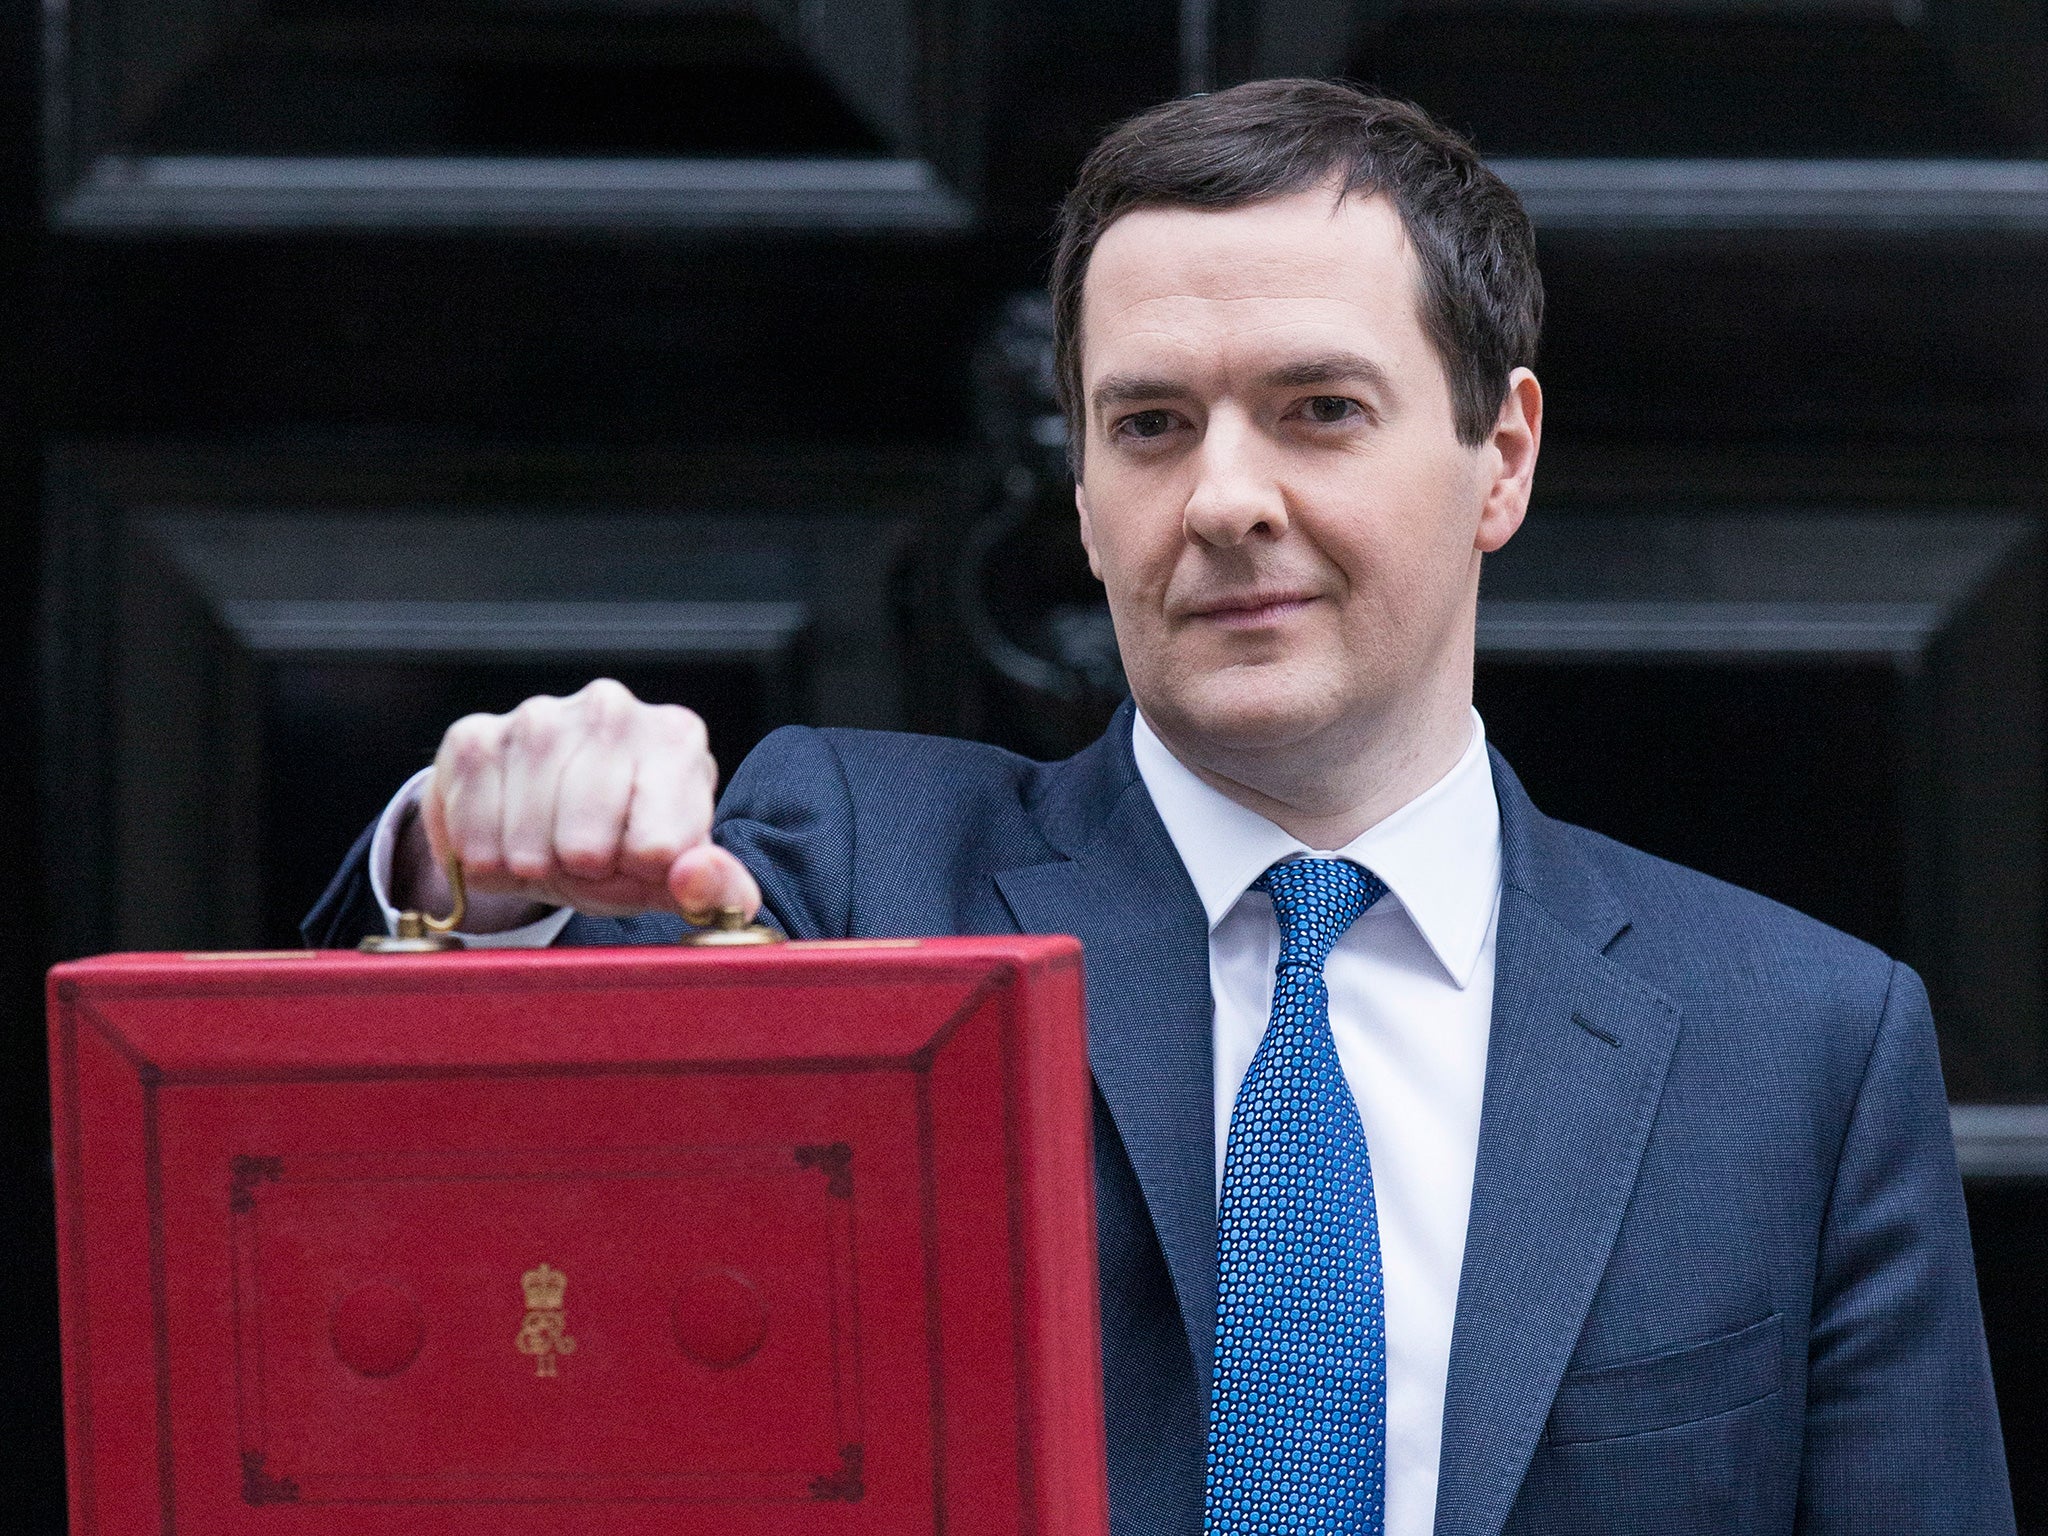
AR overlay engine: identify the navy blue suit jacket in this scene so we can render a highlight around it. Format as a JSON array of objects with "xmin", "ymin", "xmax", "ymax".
[{"xmin": 307, "ymin": 703, "xmax": 2014, "ymax": 1535}]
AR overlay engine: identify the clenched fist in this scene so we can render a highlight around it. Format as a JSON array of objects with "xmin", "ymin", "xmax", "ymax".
[{"xmin": 391, "ymin": 678, "xmax": 762, "ymax": 931}]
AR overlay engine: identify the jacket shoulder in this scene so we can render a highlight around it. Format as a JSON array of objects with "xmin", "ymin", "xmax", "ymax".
[
  {"xmin": 1552, "ymin": 815, "xmax": 1902, "ymax": 1006},
  {"xmin": 730, "ymin": 723, "xmax": 1060, "ymax": 821}
]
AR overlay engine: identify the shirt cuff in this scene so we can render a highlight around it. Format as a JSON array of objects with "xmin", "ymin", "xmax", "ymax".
[{"xmin": 367, "ymin": 767, "xmax": 577, "ymax": 949}]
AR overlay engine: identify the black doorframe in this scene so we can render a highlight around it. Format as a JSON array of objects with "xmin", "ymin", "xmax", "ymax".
[{"xmin": 2, "ymin": 0, "xmax": 65, "ymax": 1521}]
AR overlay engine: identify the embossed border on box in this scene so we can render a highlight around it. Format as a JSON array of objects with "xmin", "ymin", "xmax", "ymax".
[{"xmin": 227, "ymin": 1142, "xmax": 863, "ymax": 1505}]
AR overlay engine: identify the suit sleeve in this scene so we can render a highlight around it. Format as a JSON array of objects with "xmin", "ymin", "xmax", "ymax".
[
  {"xmin": 1796, "ymin": 962, "xmax": 2015, "ymax": 1534},
  {"xmin": 301, "ymin": 819, "xmax": 384, "ymax": 948},
  {"xmin": 712, "ymin": 724, "xmax": 857, "ymax": 941}
]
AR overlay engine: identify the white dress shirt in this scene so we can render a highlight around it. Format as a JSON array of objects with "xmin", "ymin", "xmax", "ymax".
[
  {"xmin": 370, "ymin": 716, "xmax": 1501, "ymax": 1534},
  {"xmin": 1131, "ymin": 708, "xmax": 1500, "ymax": 1536}
]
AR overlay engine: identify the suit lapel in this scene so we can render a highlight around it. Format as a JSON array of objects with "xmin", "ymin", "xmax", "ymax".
[
  {"xmin": 994, "ymin": 706, "xmax": 1220, "ymax": 1393},
  {"xmin": 1434, "ymin": 755, "xmax": 1680, "ymax": 1536}
]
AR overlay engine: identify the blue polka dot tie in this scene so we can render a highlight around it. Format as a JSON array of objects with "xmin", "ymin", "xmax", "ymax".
[{"xmin": 1206, "ymin": 857, "xmax": 1390, "ymax": 1536}]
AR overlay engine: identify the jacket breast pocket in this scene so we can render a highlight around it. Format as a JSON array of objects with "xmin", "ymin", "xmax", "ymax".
[{"xmin": 1546, "ymin": 1312, "xmax": 1784, "ymax": 1446}]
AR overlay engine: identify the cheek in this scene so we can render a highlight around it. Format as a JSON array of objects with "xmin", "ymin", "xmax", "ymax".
[
  {"xmin": 1079, "ymin": 483, "xmax": 1183, "ymax": 594},
  {"xmin": 1317, "ymin": 453, "xmax": 1480, "ymax": 589}
]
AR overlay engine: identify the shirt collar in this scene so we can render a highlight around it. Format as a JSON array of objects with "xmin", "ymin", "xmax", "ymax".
[{"xmin": 1130, "ymin": 706, "xmax": 1502, "ymax": 989}]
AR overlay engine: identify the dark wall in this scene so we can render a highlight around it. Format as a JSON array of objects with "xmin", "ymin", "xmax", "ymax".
[{"xmin": 1, "ymin": 0, "xmax": 62, "ymax": 1519}]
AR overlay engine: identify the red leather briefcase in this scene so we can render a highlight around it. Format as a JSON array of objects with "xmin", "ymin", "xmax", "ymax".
[{"xmin": 48, "ymin": 937, "xmax": 1106, "ymax": 1536}]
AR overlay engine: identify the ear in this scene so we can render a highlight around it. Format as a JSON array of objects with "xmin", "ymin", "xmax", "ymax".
[
  {"xmin": 1075, "ymin": 480, "xmax": 1104, "ymax": 581},
  {"xmin": 1474, "ymin": 367, "xmax": 1542, "ymax": 555}
]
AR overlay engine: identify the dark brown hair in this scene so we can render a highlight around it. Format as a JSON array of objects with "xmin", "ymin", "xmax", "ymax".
[{"xmin": 1051, "ymin": 79, "xmax": 1541, "ymax": 457}]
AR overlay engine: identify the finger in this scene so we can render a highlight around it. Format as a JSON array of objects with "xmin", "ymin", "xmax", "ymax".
[
  {"xmin": 498, "ymin": 695, "xmax": 578, "ymax": 886},
  {"xmin": 551, "ymin": 738, "xmax": 634, "ymax": 884},
  {"xmin": 619, "ymin": 705, "xmax": 716, "ymax": 886},
  {"xmin": 539, "ymin": 875, "xmax": 654, "ymax": 917},
  {"xmin": 551, "ymin": 692, "xmax": 639, "ymax": 883},
  {"xmin": 668, "ymin": 844, "xmax": 762, "ymax": 925},
  {"xmin": 420, "ymin": 773, "xmax": 451, "ymax": 867},
  {"xmin": 432, "ymin": 713, "xmax": 509, "ymax": 883}
]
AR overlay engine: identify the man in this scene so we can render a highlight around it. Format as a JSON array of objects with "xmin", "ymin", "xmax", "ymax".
[{"xmin": 308, "ymin": 81, "xmax": 2013, "ymax": 1536}]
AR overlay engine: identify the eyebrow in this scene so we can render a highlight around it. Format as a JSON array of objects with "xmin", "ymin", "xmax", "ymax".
[
  {"xmin": 1090, "ymin": 350, "xmax": 1393, "ymax": 413},
  {"xmin": 1091, "ymin": 373, "xmax": 1187, "ymax": 411},
  {"xmin": 1258, "ymin": 351, "xmax": 1393, "ymax": 393}
]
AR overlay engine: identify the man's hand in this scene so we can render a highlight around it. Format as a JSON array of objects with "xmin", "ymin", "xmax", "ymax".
[{"xmin": 390, "ymin": 678, "xmax": 762, "ymax": 931}]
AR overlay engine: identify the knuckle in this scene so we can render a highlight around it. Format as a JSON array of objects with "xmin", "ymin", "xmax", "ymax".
[
  {"xmin": 579, "ymin": 678, "xmax": 639, "ymax": 739},
  {"xmin": 622, "ymin": 827, "xmax": 687, "ymax": 867},
  {"xmin": 648, "ymin": 703, "xmax": 709, "ymax": 753},
  {"xmin": 506, "ymin": 696, "xmax": 564, "ymax": 752},
  {"xmin": 441, "ymin": 714, "xmax": 502, "ymax": 770},
  {"xmin": 578, "ymin": 676, "xmax": 635, "ymax": 710},
  {"xmin": 555, "ymin": 840, "xmax": 615, "ymax": 878},
  {"xmin": 504, "ymin": 849, "xmax": 553, "ymax": 883}
]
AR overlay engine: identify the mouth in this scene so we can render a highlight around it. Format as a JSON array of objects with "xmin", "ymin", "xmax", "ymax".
[{"xmin": 1183, "ymin": 590, "xmax": 1322, "ymax": 629}]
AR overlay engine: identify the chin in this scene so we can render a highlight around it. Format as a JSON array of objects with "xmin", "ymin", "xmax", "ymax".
[{"xmin": 1143, "ymin": 666, "xmax": 1351, "ymax": 761}]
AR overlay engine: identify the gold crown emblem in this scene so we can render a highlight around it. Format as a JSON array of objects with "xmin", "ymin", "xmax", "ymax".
[{"xmin": 521, "ymin": 1264, "xmax": 567, "ymax": 1310}]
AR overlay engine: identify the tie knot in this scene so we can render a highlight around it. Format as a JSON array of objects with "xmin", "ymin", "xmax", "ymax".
[{"xmin": 1255, "ymin": 858, "xmax": 1387, "ymax": 969}]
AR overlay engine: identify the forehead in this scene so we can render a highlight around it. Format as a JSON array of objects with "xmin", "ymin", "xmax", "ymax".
[{"xmin": 1079, "ymin": 189, "xmax": 1431, "ymax": 379}]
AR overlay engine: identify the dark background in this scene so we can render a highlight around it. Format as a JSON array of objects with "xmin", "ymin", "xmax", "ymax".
[{"xmin": 9, "ymin": 0, "xmax": 2048, "ymax": 1528}]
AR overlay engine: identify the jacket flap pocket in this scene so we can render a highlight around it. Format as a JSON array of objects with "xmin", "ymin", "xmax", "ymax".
[{"xmin": 1548, "ymin": 1312, "xmax": 1784, "ymax": 1445}]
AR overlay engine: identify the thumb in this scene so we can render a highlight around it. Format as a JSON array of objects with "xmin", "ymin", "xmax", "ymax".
[{"xmin": 667, "ymin": 843, "xmax": 764, "ymax": 926}]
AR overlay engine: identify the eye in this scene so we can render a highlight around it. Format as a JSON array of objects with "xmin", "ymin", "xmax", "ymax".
[
  {"xmin": 1300, "ymin": 395, "xmax": 1361, "ymax": 424},
  {"xmin": 1116, "ymin": 409, "xmax": 1179, "ymax": 440}
]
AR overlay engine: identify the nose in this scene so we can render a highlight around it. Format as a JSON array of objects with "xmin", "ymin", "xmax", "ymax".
[{"xmin": 1181, "ymin": 411, "xmax": 1288, "ymax": 548}]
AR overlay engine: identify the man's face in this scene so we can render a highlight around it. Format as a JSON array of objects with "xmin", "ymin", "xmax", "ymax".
[{"xmin": 1075, "ymin": 188, "xmax": 1530, "ymax": 775}]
